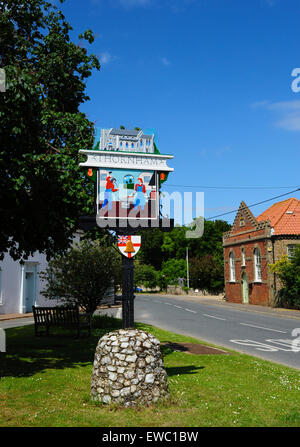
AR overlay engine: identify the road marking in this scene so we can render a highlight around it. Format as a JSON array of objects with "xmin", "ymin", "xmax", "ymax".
[
  {"xmin": 239, "ymin": 323, "xmax": 287, "ymax": 333},
  {"xmin": 174, "ymin": 305, "xmax": 183, "ymax": 309},
  {"xmin": 185, "ymin": 308, "xmax": 197, "ymax": 314},
  {"xmin": 203, "ymin": 314, "xmax": 226, "ymax": 321},
  {"xmin": 265, "ymin": 339, "xmax": 300, "ymax": 351},
  {"xmin": 164, "ymin": 303, "xmax": 173, "ymax": 306},
  {"xmin": 230, "ymin": 338, "xmax": 298, "ymax": 352},
  {"xmin": 230, "ymin": 339, "xmax": 279, "ymax": 352}
]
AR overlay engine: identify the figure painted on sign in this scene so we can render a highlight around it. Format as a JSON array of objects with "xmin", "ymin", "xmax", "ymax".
[
  {"xmin": 133, "ymin": 177, "xmax": 146, "ymax": 210},
  {"xmin": 102, "ymin": 172, "xmax": 118, "ymax": 210}
]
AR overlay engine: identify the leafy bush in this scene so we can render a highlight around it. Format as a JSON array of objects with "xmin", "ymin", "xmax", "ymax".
[
  {"xmin": 269, "ymin": 246, "xmax": 300, "ymax": 309},
  {"xmin": 134, "ymin": 263, "xmax": 158, "ymax": 290},
  {"xmin": 40, "ymin": 239, "xmax": 121, "ymax": 314},
  {"xmin": 160, "ymin": 258, "xmax": 187, "ymax": 288}
]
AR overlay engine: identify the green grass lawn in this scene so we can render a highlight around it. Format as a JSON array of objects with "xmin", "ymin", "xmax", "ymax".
[{"xmin": 0, "ymin": 315, "xmax": 299, "ymax": 427}]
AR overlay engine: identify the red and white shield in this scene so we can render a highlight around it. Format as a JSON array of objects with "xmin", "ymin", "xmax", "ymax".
[{"xmin": 117, "ymin": 235, "xmax": 141, "ymax": 258}]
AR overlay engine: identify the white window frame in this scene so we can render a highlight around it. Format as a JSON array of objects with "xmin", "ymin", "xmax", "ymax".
[
  {"xmin": 287, "ymin": 244, "xmax": 298, "ymax": 260},
  {"xmin": 254, "ymin": 248, "xmax": 262, "ymax": 282},
  {"xmin": 241, "ymin": 248, "xmax": 246, "ymax": 267},
  {"xmin": 229, "ymin": 252, "xmax": 236, "ymax": 282}
]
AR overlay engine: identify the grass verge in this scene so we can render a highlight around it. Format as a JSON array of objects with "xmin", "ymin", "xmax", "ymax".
[{"xmin": 0, "ymin": 315, "xmax": 299, "ymax": 427}]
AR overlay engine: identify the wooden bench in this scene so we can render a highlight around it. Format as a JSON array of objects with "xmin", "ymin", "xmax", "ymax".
[{"xmin": 32, "ymin": 305, "xmax": 92, "ymax": 337}]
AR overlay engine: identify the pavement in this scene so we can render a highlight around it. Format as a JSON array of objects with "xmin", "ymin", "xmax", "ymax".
[
  {"xmin": 0, "ymin": 304, "xmax": 122, "ymax": 322},
  {"xmin": 161, "ymin": 293, "xmax": 300, "ymax": 319},
  {"xmin": 0, "ymin": 312, "xmax": 33, "ymax": 321}
]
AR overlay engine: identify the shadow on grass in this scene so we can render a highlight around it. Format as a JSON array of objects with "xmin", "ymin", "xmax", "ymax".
[
  {"xmin": 166, "ymin": 365, "xmax": 204, "ymax": 376},
  {"xmin": 1, "ymin": 317, "xmax": 203, "ymax": 380},
  {"xmin": 0, "ymin": 318, "xmax": 122, "ymax": 379}
]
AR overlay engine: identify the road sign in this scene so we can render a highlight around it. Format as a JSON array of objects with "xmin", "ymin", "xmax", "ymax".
[{"xmin": 79, "ymin": 127, "xmax": 173, "ymax": 230}]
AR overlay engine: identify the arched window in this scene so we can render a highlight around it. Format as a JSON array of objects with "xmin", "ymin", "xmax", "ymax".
[
  {"xmin": 241, "ymin": 248, "xmax": 246, "ymax": 266},
  {"xmin": 254, "ymin": 248, "xmax": 262, "ymax": 282},
  {"xmin": 229, "ymin": 252, "xmax": 236, "ymax": 282}
]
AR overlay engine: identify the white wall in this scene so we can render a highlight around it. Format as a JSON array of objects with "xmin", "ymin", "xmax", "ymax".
[{"xmin": 0, "ymin": 250, "xmax": 59, "ymax": 315}]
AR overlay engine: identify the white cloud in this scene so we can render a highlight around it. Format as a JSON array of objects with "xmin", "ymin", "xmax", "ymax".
[
  {"xmin": 161, "ymin": 57, "xmax": 171, "ymax": 66},
  {"xmin": 252, "ymin": 99, "xmax": 300, "ymax": 131},
  {"xmin": 276, "ymin": 114, "xmax": 300, "ymax": 131},
  {"xmin": 251, "ymin": 100, "xmax": 271, "ymax": 109},
  {"xmin": 100, "ymin": 52, "xmax": 117, "ymax": 64}
]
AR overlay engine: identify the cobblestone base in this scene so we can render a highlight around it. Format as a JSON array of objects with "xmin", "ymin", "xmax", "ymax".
[{"xmin": 91, "ymin": 329, "xmax": 169, "ymax": 407}]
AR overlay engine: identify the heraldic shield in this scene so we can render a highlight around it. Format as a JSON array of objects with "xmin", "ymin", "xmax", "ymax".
[{"xmin": 117, "ymin": 235, "xmax": 141, "ymax": 258}]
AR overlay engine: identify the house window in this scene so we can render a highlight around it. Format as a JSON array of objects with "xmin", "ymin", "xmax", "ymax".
[
  {"xmin": 229, "ymin": 252, "xmax": 236, "ymax": 282},
  {"xmin": 241, "ymin": 248, "xmax": 246, "ymax": 266},
  {"xmin": 254, "ymin": 248, "xmax": 262, "ymax": 282},
  {"xmin": 287, "ymin": 244, "xmax": 298, "ymax": 259},
  {"xmin": 239, "ymin": 217, "xmax": 245, "ymax": 227}
]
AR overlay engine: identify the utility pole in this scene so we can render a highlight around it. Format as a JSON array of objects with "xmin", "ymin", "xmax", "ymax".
[{"xmin": 186, "ymin": 247, "xmax": 190, "ymax": 289}]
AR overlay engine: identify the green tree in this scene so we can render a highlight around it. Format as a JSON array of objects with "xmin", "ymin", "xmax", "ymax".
[
  {"xmin": 0, "ymin": 0, "xmax": 100, "ymax": 260},
  {"xmin": 269, "ymin": 246, "xmax": 300, "ymax": 309},
  {"xmin": 40, "ymin": 239, "xmax": 120, "ymax": 314},
  {"xmin": 188, "ymin": 220, "xmax": 231, "ymax": 261},
  {"xmin": 137, "ymin": 228, "xmax": 165, "ymax": 270},
  {"xmin": 189, "ymin": 254, "xmax": 224, "ymax": 293},
  {"xmin": 134, "ymin": 263, "xmax": 158, "ymax": 290},
  {"xmin": 160, "ymin": 258, "xmax": 187, "ymax": 287}
]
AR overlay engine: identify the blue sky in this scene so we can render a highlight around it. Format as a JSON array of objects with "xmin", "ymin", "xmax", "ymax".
[{"xmin": 58, "ymin": 0, "xmax": 300, "ymax": 224}]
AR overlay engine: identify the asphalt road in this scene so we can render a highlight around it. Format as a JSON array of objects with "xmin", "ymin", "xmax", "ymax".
[
  {"xmin": 132, "ymin": 294, "xmax": 300, "ymax": 370},
  {"xmin": 2, "ymin": 296, "xmax": 300, "ymax": 370}
]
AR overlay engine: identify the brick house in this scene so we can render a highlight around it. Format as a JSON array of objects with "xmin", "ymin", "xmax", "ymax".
[{"xmin": 223, "ymin": 197, "xmax": 300, "ymax": 306}]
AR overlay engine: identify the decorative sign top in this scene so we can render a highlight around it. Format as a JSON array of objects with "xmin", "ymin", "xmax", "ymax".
[
  {"xmin": 80, "ymin": 127, "xmax": 173, "ymax": 172},
  {"xmin": 97, "ymin": 128, "xmax": 155, "ymax": 154}
]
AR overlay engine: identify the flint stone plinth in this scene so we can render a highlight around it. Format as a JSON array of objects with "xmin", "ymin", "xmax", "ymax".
[{"xmin": 91, "ymin": 329, "xmax": 169, "ymax": 407}]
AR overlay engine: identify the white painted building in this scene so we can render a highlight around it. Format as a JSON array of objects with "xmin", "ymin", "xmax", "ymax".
[
  {"xmin": 0, "ymin": 234, "xmax": 115, "ymax": 315},
  {"xmin": 99, "ymin": 128, "xmax": 155, "ymax": 154},
  {"xmin": 0, "ymin": 251, "xmax": 55, "ymax": 315}
]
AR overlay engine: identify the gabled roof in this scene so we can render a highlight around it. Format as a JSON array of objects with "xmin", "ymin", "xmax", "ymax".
[
  {"xmin": 230, "ymin": 200, "xmax": 258, "ymax": 234},
  {"xmin": 256, "ymin": 197, "xmax": 300, "ymax": 235},
  {"xmin": 110, "ymin": 129, "xmax": 140, "ymax": 136}
]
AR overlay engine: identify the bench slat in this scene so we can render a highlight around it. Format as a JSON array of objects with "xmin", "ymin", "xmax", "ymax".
[{"xmin": 32, "ymin": 306, "xmax": 91, "ymax": 337}]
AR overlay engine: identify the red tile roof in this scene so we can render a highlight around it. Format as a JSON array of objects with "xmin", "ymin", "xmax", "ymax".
[{"xmin": 256, "ymin": 197, "xmax": 300, "ymax": 235}]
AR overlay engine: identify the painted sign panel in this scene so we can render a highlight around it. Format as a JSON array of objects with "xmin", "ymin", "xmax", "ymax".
[
  {"xmin": 79, "ymin": 150, "xmax": 174, "ymax": 172},
  {"xmin": 97, "ymin": 168, "xmax": 158, "ymax": 220},
  {"xmin": 117, "ymin": 235, "xmax": 141, "ymax": 258}
]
